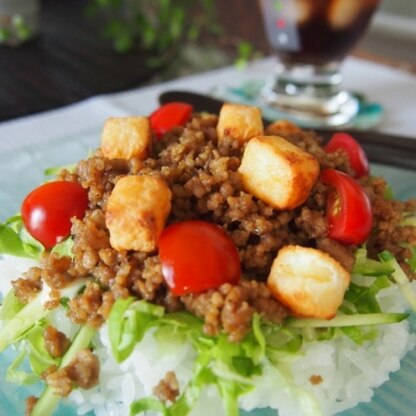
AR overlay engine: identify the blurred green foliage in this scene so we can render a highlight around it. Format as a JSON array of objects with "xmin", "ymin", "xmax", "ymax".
[
  {"xmin": 85, "ymin": 0, "xmax": 221, "ymax": 65},
  {"xmin": 0, "ymin": 14, "xmax": 32, "ymax": 45},
  {"xmin": 85, "ymin": 0, "xmax": 260, "ymax": 69}
]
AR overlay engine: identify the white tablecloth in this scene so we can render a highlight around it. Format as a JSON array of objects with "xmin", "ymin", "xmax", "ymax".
[
  {"xmin": 1, "ymin": 56, "xmax": 416, "ymax": 149},
  {"xmin": 0, "ymin": 56, "xmax": 415, "ymax": 219}
]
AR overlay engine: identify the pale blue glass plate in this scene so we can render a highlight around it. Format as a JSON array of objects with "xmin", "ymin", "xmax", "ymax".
[{"xmin": 0, "ymin": 127, "xmax": 415, "ymax": 416}]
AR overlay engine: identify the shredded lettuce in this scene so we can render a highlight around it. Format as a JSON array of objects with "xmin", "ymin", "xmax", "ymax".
[
  {"xmin": 0, "ymin": 216, "xmax": 43, "ymax": 259},
  {"xmin": 43, "ymin": 163, "xmax": 76, "ymax": 177},
  {"xmin": 334, "ymin": 247, "xmax": 399, "ymax": 343},
  {"xmin": 383, "ymin": 184, "xmax": 394, "ymax": 200},
  {"xmin": 51, "ymin": 237, "xmax": 75, "ymax": 258},
  {"xmin": 402, "ymin": 244, "xmax": 416, "ymax": 273},
  {"xmin": 0, "ymin": 289, "xmax": 25, "ymax": 321},
  {"xmin": 131, "ymin": 397, "xmax": 167, "ymax": 415},
  {"xmin": 6, "ymin": 325, "xmax": 58, "ymax": 385},
  {"xmin": 0, "ymin": 291, "xmax": 49, "ymax": 352},
  {"xmin": 25, "ymin": 325, "xmax": 59, "ymax": 376},
  {"xmin": 379, "ymin": 250, "xmax": 416, "ymax": 312},
  {"xmin": 0, "ymin": 214, "xmax": 74, "ymax": 260},
  {"xmin": 5, "ymin": 348, "xmax": 39, "ymax": 385},
  {"xmin": 31, "ymin": 324, "xmax": 96, "ymax": 416},
  {"xmin": 286, "ymin": 313, "xmax": 408, "ymax": 329},
  {"xmin": 111, "ymin": 301, "xmax": 321, "ymax": 416},
  {"xmin": 352, "ymin": 246, "xmax": 394, "ymax": 277},
  {"xmin": 400, "ymin": 212, "xmax": 416, "ymax": 227},
  {"xmin": 343, "ymin": 278, "xmax": 391, "ymax": 314},
  {"xmin": 0, "ymin": 279, "xmax": 85, "ymax": 353},
  {"xmin": 109, "ymin": 297, "xmax": 165, "ymax": 363}
]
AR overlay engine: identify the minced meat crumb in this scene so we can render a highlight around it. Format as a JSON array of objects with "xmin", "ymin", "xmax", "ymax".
[
  {"xmin": 182, "ymin": 280, "xmax": 287, "ymax": 342},
  {"xmin": 39, "ymin": 252, "xmax": 76, "ymax": 289},
  {"xmin": 309, "ymin": 374, "xmax": 323, "ymax": 385},
  {"xmin": 68, "ymin": 281, "xmax": 108, "ymax": 328},
  {"xmin": 44, "ymin": 288, "xmax": 62, "ymax": 310},
  {"xmin": 363, "ymin": 176, "xmax": 416, "ymax": 279},
  {"xmin": 25, "ymin": 396, "xmax": 38, "ymax": 416},
  {"xmin": 12, "ymin": 267, "xmax": 42, "ymax": 304},
  {"xmin": 316, "ymin": 238, "xmax": 356, "ymax": 271},
  {"xmin": 153, "ymin": 371, "xmax": 180, "ymax": 403},
  {"xmin": 43, "ymin": 349, "xmax": 99, "ymax": 397},
  {"xmin": 43, "ymin": 325, "xmax": 71, "ymax": 358}
]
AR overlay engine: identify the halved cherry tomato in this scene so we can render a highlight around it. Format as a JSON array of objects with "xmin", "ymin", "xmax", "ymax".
[
  {"xmin": 21, "ymin": 181, "xmax": 89, "ymax": 249},
  {"xmin": 325, "ymin": 132, "xmax": 369, "ymax": 178},
  {"xmin": 321, "ymin": 168, "xmax": 372, "ymax": 245},
  {"xmin": 149, "ymin": 102, "xmax": 193, "ymax": 138},
  {"xmin": 158, "ymin": 220, "xmax": 241, "ymax": 295}
]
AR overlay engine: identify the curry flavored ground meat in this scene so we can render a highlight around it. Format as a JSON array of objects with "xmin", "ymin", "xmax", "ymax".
[{"xmin": 12, "ymin": 112, "xmax": 416, "ymax": 343}]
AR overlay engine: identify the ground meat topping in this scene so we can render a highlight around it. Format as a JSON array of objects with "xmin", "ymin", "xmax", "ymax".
[
  {"xmin": 25, "ymin": 396, "xmax": 38, "ymax": 416},
  {"xmin": 316, "ymin": 238, "xmax": 356, "ymax": 272},
  {"xmin": 182, "ymin": 280, "xmax": 288, "ymax": 342},
  {"xmin": 19, "ymin": 112, "xmax": 416, "ymax": 342},
  {"xmin": 39, "ymin": 253, "xmax": 75, "ymax": 289},
  {"xmin": 153, "ymin": 371, "xmax": 180, "ymax": 403},
  {"xmin": 68, "ymin": 281, "xmax": 108, "ymax": 328},
  {"xmin": 43, "ymin": 348, "xmax": 99, "ymax": 397},
  {"xmin": 363, "ymin": 176, "xmax": 416, "ymax": 279},
  {"xmin": 43, "ymin": 325, "xmax": 71, "ymax": 358},
  {"xmin": 43, "ymin": 288, "xmax": 62, "ymax": 311},
  {"xmin": 12, "ymin": 267, "xmax": 43, "ymax": 304},
  {"xmin": 309, "ymin": 374, "xmax": 323, "ymax": 385}
]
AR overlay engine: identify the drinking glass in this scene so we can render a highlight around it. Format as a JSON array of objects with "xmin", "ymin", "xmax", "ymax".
[{"xmin": 258, "ymin": 0, "xmax": 380, "ymax": 127}]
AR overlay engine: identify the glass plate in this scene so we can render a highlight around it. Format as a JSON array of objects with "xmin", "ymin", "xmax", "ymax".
[{"xmin": 0, "ymin": 130, "xmax": 415, "ymax": 416}]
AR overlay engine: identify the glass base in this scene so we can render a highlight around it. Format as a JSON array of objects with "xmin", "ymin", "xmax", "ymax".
[{"xmin": 260, "ymin": 63, "xmax": 359, "ymax": 127}]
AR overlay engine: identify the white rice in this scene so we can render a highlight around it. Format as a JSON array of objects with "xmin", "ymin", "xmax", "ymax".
[{"xmin": 1, "ymin": 254, "xmax": 415, "ymax": 416}]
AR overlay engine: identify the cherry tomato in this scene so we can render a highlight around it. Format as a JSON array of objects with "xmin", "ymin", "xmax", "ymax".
[
  {"xmin": 325, "ymin": 132, "xmax": 369, "ymax": 178},
  {"xmin": 158, "ymin": 220, "xmax": 241, "ymax": 295},
  {"xmin": 21, "ymin": 181, "xmax": 89, "ymax": 249},
  {"xmin": 149, "ymin": 102, "xmax": 193, "ymax": 138},
  {"xmin": 321, "ymin": 168, "xmax": 372, "ymax": 245}
]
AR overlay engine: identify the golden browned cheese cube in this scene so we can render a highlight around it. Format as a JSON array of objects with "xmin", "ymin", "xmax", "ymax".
[
  {"xmin": 267, "ymin": 245, "xmax": 351, "ymax": 319},
  {"xmin": 265, "ymin": 119, "xmax": 302, "ymax": 136},
  {"xmin": 105, "ymin": 175, "xmax": 172, "ymax": 252},
  {"xmin": 238, "ymin": 135, "xmax": 319, "ymax": 210},
  {"xmin": 101, "ymin": 116, "xmax": 151, "ymax": 160},
  {"xmin": 216, "ymin": 103, "xmax": 263, "ymax": 143}
]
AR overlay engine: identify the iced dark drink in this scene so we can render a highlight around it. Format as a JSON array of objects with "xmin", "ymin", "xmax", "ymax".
[
  {"xmin": 258, "ymin": 0, "xmax": 380, "ymax": 127},
  {"xmin": 260, "ymin": 0, "xmax": 380, "ymax": 66}
]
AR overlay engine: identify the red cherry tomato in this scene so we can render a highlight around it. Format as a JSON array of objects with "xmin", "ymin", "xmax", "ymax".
[
  {"xmin": 325, "ymin": 132, "xmax": 369, "ymax": 178},
  {"xmin": 321, "ymin": 168, "xmax": 372, "ymax": 245},
  {"xmin": 158, "ymin": 220, "xmax": 241, "ymax": 295},
  {"xmin": 149, "ymin": 102, "xmax": 193, "ymax": 138},
  {"xmin": 21, "ymin": 181, "xmax": 89, "ymax": 249}
]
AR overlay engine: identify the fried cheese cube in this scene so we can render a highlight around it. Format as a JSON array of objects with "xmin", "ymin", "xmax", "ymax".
[
  {"xmin": 101, "ymin": 116, "xmax": 151, "ymax": 160},
  {"xmin": 238, "ymin": 135, "xmax": 319, "ymax": 210},
  {"xmin": 265, "ymin": 119, "xmax": 302, "ymax": 136},
  {"xmin": 106, "ymin": 175, "xmax": 171, "ymax": 252},
  {"xmin": 267, "ymin": 245, "xmax": 351, "ymax": 319},
  {"xmin": 217, "ymin": 103, "xmax": 263, "ymax": 143}
]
